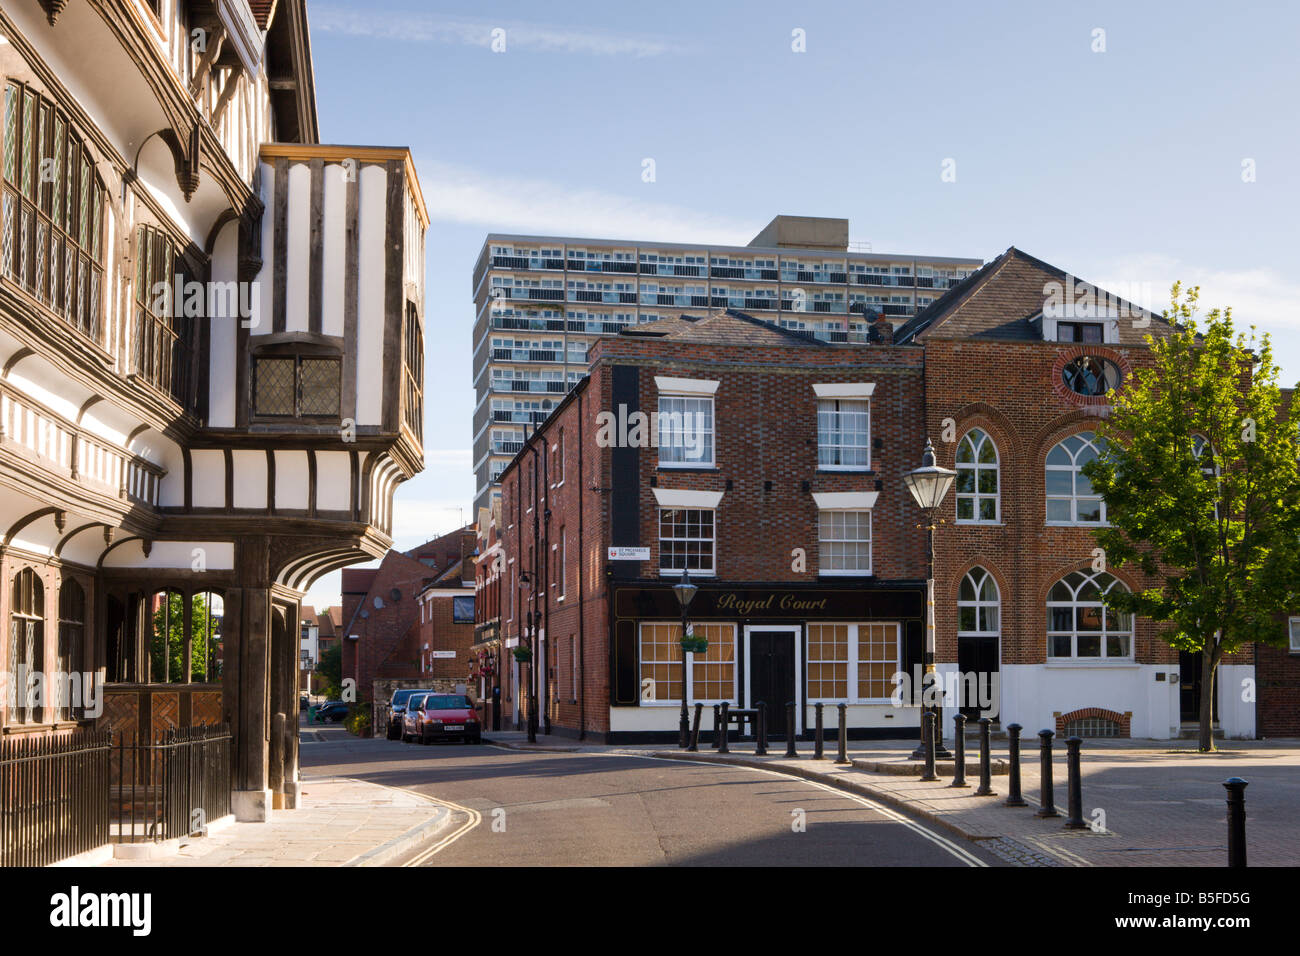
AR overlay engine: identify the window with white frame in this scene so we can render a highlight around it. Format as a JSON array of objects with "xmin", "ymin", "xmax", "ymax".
[
  {"xmin": 1289, "ymin": 617, "xmax": 1300, "ymax": 653},
  {"xmin": 804, "ymin": 623, "xmax": 899, "ymax": 702},
  {"xmin": 956, "ymin": 429, "xmax": 999, "ymax": 523},
  {"xmin": 638, "ymin": 622, "xmax": 736, "ymax": 703},
  {"xmin": 558, "ymin": 528, "xmax": 566, "ymax": 597},
  {"xmin": 657, "ymin": 394, "xmax": 715, "ymax": 466},
  {"xmin": 659, "ymin": 508, "xmax": 715, "ymax": 575},
  {"xmin": 817, "ymin": 399, "xmax": 870, "ymax": 469},
  {"xmin": 958, "ymin": 567, "xmax": 1000, "ymax": 635},
  {"xmin": 818, "ymin": 510, "xmax": 872, "ymax": 575},
  {"xmin": 1046, "ymin": 431, "xmax": 1107, "ymax": 524},
  {"xmin": 1047, "ymin": 570, "xmax": 1132, "ymax": 660}
]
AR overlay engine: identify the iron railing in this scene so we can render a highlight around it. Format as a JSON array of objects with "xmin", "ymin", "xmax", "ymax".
[
  {"xmin": 0, "ymin": 728, "xmax": 110, "ymax": 867},
  {"xmin": 110, "ymin": 724, "xmax": 231, "ymax": 844}
]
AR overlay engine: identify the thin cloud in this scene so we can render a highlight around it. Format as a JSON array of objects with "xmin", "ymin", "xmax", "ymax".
[
  {"xmin": 309, "ymin": 8, "xmax": 687, "ymax": 58},
  {"xmin": 416, "ymin": 159, "xmax": 759, "ymax": 246}
]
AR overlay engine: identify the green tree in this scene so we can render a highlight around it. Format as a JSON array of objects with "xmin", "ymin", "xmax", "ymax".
[
  {"xmin": 1084, "ymin": 284, "xmax": 1300, "ymax": 752},
  {"xmin": 314, "ymin": 642, "xmax": 343, "ymax": 700},
  {"xmin": 150, "ymin": 591, "xmax": 222, "ymax": 683}
]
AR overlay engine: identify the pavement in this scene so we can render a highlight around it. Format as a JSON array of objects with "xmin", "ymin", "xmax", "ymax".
[
  {"xmin": 482, "ymin": 731, "xmax": 1300, "ymax": 867},
  {"xmin": 101, "ymin": 774, "xmax": 452, "ymax": 867}
]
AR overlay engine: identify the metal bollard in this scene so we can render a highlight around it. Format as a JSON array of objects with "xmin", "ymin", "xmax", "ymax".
[
  {"xmin": 920, "ymin": 712, "xmax": 939, "ymax": 781},
  {"xmin": 717, "ymin": 701, "xmax": 730, "ymax": 754},
  {"xmin": 755, "ymin": 702, "xmax": 768, "ymax": 755},
  {"xmin": 711, "ymin": 704, "xmax": 720, "ymax": 749},
  {"xmin": 974, "ymin": 716, "xmax": 995, "ymax": 796},
  {"xmin": 1064, "ymin": 736, "xmax": 1087, "ymax": 829},
  {"xmin": 688, "ymin": 702, "xmax": 703, "ymax": 753},
  {"xmin": 836, "ymin": 702, "xmax": 849, "ymax": 765},
  {"xmin": 1004, "ymin": 723, "xmax": 1028, "ymax": 807},
  {"xmin": 1036, "ymin": 729, "xmax": 1059, "ymax": 817},
  {"xmin": 785, "ymin": 702, "xmax": 797, "ymax": 758},
  {"xmin": 814, "ymin": 702, "xmax": 825, "ymax": 759},
  {"xmin": 1224, "ymin": 777, "xmax": 1248, "ymax": 868},
  {"xmin": 950, "ymin": 713, "xmax": 968, "ymax": 787}
]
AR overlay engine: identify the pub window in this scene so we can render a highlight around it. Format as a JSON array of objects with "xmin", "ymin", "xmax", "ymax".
[
  {"xmin": 818, "ymin": 509, "xmax": 872, "ymax": 575},
  {"xmin": 2, "ymin": 81, "xmax": 107, "ymax": 342},
  {"xmin": 658, "ymin": 507, "xmax": 715, "ymax": 576},
  {"xmin": 856, "ymin": 623, "xmax": 898, "ymax": 700},
  {"xmin": 253, "ymin": 354, "xmax": 341, "ymax": 419},
  {"xmin": 807, "ymin": 624, "xmax": 849, "ymax": 700},
  {"xmin": 57, "ymin": 578, "xmax": 86, "ymax": 720},
  {"xmin": 133, "ymin": 225, "xmax": 199, "ymax": 408},
  {"xmin": 8, "ymin": 568, "xmax": 45, "ymax": 723},
  {"xmin": 637, "ymin": 622, "xmax": 735, "ymax": 705},
  {"xmin": 402, "ymin": 301, "xmax": 424, "ymax": 442}
]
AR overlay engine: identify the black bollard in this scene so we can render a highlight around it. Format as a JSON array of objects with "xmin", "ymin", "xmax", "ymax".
[
  {"xmin": 1064, "ymin": 736, "xmax": 1087, "ymax": 829},
  {"xmin": 688, "ymin": 702, "xmax": 703, "ymax": 752},
  {"xmin": 755, "ymin": 701, "xmax": 768, "ymax": 756},
  {"xmin": 785, "ymin": 702, "xmax": 797, "ymax": 758},
  {"xmin": 814, "ymin": 702, "xmax": 825, "ymax": 759},
  {"xmin": 1224, "ymin": 777, "xmax": 1248, "ymax": 868},
  {"xmin": 974, "ymin": 716, "xmax": 995, "ymax": 796},
  {"xmin": 950, "ymin": 713, "xmax": 969, "ymax": 787},
  {"xmin": 711, "ymin": 704, "xmax": 720, "ymax": 749},
  {"xmin": 1036, "ymin": 729, "xmax": 1059, "ymax": 817},
  {"xmin": 836, "ymin": 702, "xmax": 849, "ymax": 765},
  {"xmin": 920, "ymin": 712, "xmax": 939, "ymax": 781},
  {"xmin": 1004, "ymin": 723, "xmax": 1027, "ymax": 807},
  {"xmin": 717, "ymin": 701, "xmax": 730, "ymax": 754}
]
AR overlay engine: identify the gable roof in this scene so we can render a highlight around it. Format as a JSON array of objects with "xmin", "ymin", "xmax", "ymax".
[
  {"xmin": 620, "ymin": 309, "xmax": 831, "ymax": 347},
  {"xmin": 895, "ymin": 247, "xmax": 1172, "ymax": 346}
]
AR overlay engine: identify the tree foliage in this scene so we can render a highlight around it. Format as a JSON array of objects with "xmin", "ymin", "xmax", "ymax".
[{"xmin": 1083, "ymin": 284, "xmax": 1300, "ymax": 750}]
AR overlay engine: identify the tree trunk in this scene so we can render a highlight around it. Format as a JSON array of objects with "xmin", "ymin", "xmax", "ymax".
[{"xmin": 1197, "ymin": 643, "xmax": 1220, "ymax": 753}]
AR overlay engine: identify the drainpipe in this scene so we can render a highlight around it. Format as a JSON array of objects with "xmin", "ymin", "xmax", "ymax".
[{"xmin": 577, "ymin": 385, "xmax": 586, "ymax": 740}]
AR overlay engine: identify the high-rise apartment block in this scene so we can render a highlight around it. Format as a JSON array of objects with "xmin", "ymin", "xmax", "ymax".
[{"xmin": 470, "ymin": 216, "xmax": 982, "ymax": 510}]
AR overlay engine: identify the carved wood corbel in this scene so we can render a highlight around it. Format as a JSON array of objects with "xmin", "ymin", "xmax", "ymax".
[{"xmin": 41, "ymin": 0, "xmax": 68, "ymax": 26}]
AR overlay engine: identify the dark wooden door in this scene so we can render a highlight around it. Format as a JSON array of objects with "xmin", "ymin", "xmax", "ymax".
[
  {"xmin": 957, "ymin": 636, "xmax": 999, "ymax": 720},
  {"xmin": 1179, "ymin": 651, "xmax": 1219, "ymax": 722},
  {"xmin": 749, "ymin": 631, "xmax": 796, "ymax": 738}
]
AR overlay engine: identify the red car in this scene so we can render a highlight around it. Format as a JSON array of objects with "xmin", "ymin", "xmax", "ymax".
[{"xmin": 417, "ymin": 694, "xmax": 482, "ymax": 744}]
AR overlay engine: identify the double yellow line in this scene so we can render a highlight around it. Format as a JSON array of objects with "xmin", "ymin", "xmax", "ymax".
[{"xmin": 402, "ymin": 797, "xmax": 482, "ymax": 866}]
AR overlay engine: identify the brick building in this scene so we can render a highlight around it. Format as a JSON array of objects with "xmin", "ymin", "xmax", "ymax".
[
  {"xmin": 478, "ymin": 248, "xmax": 1291, "ymax": 743},
  {"xmin": 341, "ymin": 526, "xmax": 476, "ymax": 731},
  {"xmin": 486, "ymin": 309, "xmax": 932, "ymax": 742}
]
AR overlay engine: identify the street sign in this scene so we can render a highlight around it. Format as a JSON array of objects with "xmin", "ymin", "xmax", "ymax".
[
  {"xmin": 430, "ymin": 650, "xmax": 456, "ymax": 659},
  {"xmin": 608, "ymin": 546, "xmax": 650, "ymax": 560}
]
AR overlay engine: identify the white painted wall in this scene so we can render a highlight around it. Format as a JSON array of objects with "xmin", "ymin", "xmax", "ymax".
[
  {"xmin": 274, "ymin": 449, "xmax": 309, "ymax": 509},
  {"xmin": 355, "ymin": 164, "xmax": 388, "ymax": 427},
  {"xmin": 191, "ymin": 449, "xmax": 225, "ymax": 507},
  {"xmin": 315, "ymin": 450, "xmax": 351, "ymax": 511},
  {"xmin": 1218, "ymin": 664, "xmax": 1256, "ymax": 739},
  {"xmin": 285, "ymin": 162, "xmax": 311, "ymax": 332},
  {"xmin": 1000, "ymin": 663, "xmax": 1181, "ymax": 740},
  {"xmin": 250, "ymin": 161, "xmax": 274, "ymax": 335},
  {"xmin": 208, "ymin": 220, "xmax": 240, "ymax": 427},
  {"xmin": 103, "ymin": 541, "xmax": 234, "ymax": 570},
  {"xmin": 321, "ymin": 163, "xmax": 346, "ymax": 337},
  {"xmin": 231, "ymin": 449, "xmax": 267, "ymax": 508}
]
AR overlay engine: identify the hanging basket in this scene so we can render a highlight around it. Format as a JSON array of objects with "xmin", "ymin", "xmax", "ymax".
[
  {"xmin": 512, "ymin": 647, "xmax": 533, "ymax": 663},
  {"xmin": 680, "ymin": 636, "xmax": 709, "ymax": 654}
]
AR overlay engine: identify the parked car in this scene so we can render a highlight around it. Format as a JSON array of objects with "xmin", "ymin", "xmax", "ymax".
[
  {"xmin": 317, "ymin": 701, "xmax": 350, "ymax": 723},
  {"xmin": 387, "ymin": 687, "xmax": 433, "ymax": 740},
  {"xmin": 416, "ymin": 694, "xmax": 481, "ymax": 745},
  {"xmin": 401, "ymin": 693, "xmax": 430, "ymax": 742}
]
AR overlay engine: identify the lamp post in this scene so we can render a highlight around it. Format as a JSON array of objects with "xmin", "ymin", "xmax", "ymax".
[
  {"xmin": 673, "ymin": 569, "xmax": 699, "ymax": 748},
  {"xmin": 903, "ymin": 437, "xmax": 956, "ymax": 761}
]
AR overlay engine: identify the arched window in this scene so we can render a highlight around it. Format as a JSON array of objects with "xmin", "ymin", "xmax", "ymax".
[
  {"xmin": 958, "ymin": 567, "xmax": 1000, "ymax": 635},
  {"xmin": 57, "ymin": 578, "xmax": 86, "ymax": 720},
  {"xmin": 193, "ymin": 591, "xmax": 223, "ymax": 683},
  {"xmin": 955, "ymin": 429, "xmax": 999, "ymax": 523},
  {"xmin": 149, "ymin": 588, "xmax": 185, "ymax": 683},
  {"xmin": 8, "ymin": 568, "xmax": 45, "ymax": 723},
  {"xmin": 1046, "ymin": 570, "xmax": 1132, "ymax": 660},
  {"xmin": 1046, "ymin": 431, "xmax": 1106, "ymax": 524}
]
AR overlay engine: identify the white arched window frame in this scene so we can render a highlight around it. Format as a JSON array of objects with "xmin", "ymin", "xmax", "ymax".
[
  {"xmin": 955, "ymin": 429, "xmax": 1000, "ymax": 523},
  {"xmin": 1045, "ymin": 431, "xmax": 1107, "ymax": 525},
  {"xmin": 957, "ymin": 567, "xmax": 1000, "ymax": 636},
  {"xmin": 1046, "ymin": 570, "xmax": 1132, "ymax": 660}
]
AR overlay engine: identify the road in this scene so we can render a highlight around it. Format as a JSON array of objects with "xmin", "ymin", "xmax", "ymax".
[{"xmin": 299, "ymin": 724, "xmax": 1002, "ymax": 866}]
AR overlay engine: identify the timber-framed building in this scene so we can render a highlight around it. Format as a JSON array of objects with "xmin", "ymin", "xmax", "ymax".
[{"xmin": 0, "ymin": 0, "xmax": 427, "ymax": 820}]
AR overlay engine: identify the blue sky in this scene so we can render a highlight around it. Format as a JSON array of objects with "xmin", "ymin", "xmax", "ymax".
[{"xmin": 300, "ymin": 0, "xmax": 1300, "ymax": 609}]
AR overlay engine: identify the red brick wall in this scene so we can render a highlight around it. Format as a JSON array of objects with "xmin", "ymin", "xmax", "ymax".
[
  {"xmin": 419, "ymin": 592, "xmax": 476, "ymax": 681},
  {"xmin": 1257, "ymin": 636, "xmax": 1300, "ymax": 736}
]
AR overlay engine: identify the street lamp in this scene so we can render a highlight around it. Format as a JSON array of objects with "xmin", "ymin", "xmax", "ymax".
[
  {"xmin": 903, "ymin": 438, "xmax": 956, "ymax": 761},
  {"xmin": 672, "ymin": 568, "xmax": 699, "ymax": 748}
]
